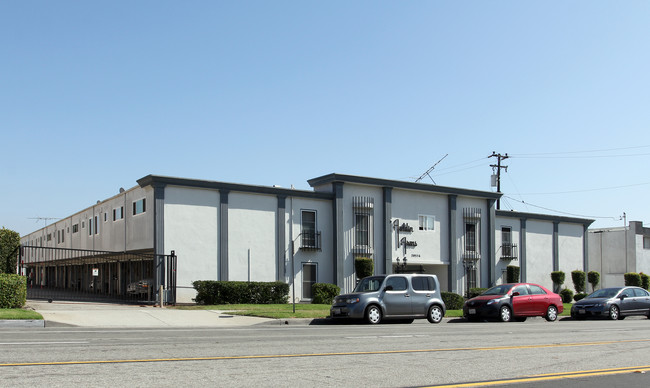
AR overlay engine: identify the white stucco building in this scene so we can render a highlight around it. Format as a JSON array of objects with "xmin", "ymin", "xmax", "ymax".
[{"xmin": 20, "ymin": 173, "xmax": 594, "ymax": 304}]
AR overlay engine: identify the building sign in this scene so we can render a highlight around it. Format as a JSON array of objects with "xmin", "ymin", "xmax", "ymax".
[{"xmin": 92, "ymin": 268, "xmax": 99, "ymax": 277}]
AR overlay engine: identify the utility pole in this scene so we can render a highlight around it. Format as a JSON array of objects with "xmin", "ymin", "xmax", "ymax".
[{"xmin": 489, "ymin": 152, "xmax": 509, "ymax": 210}]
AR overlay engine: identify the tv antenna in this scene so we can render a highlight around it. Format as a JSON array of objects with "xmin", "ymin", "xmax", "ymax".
[
  {"xmin": 416, "ymin": 154, "xmax": 448, "ymax": 184},
  {"xmin": 29, "ymin": 217, "xmax": 60, "ymax": 227}
]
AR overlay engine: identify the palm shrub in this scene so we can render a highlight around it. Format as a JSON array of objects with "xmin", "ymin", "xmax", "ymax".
[
  {"xmin": 506, "ymin": 266, "xmax": 520, "ymax": 283},
  {"xmin": 587, "ymin": 271, "xmax": 600, "ymax": 292},
  {"xmin": 624, "ymin": 272, "xmax": 642, "ymax": 287},
  {"xmin": 571, "ymin": 270, "xmax": 586, "ymax": 293},
  {"xmin": 354, "ymin": 257, "xmax": 374, "ymax": 279},
  {"xmin": 312, "ymin": 283, "xmax": 340, "ymax": 304},
  {"xmin": 551, "ymin": 271, "xmax": 565, "ymax": 293}
]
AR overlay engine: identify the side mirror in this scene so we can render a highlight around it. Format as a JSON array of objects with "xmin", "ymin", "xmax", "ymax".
[
  {"xmin": 385, "ymin": 285, "xmax": 394, "ymax": 291},
  {"xmin": 511, "ymin": 291, "xmax": 520, "ymax": 297},
  {"xmin": 620, "ymin": 294, "xmax": 628, "ymax": 300}
]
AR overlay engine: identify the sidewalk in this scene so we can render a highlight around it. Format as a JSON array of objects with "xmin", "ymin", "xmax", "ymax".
[{"xmin": 19, "ymin": 300, "xmax": 281, "ymax": 328}]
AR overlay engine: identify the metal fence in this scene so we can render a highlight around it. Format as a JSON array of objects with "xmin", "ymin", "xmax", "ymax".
[{"xmin": 18, "ymin": 246, "xmax": 177, "ymax": 305}]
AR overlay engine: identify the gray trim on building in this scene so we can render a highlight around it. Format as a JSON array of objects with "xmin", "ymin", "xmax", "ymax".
[
  {"xmin": 153, "ymin": 183, "xmax": 166, "ymax": 298},
  {"xmin": 333, "ymin": 182, "xmax": 344, "ymax": 287},
  {"xmin": 583, "ymin": 224, "xmax": 589, "ymax": 274},
  {"xmin": 553, "ymin": 221, "xmax": 559, "ymax": 272},
  {"xmin": 448, "ymin": 195, "xmax": 457, "ymax": 293},
  {"xmin": 488, "ymin": 199, "xmax": 496, "ymax": 287},
  {"xmin": 219, "ymin": 190, "xmax": 229, "ymax": 281},
  {"xmin": 496, "ymin": 210, "xmax": 594, "ymax": 227},
  {"xmin": 382, "ymin": 187, "xmax": 392, "ymax": 275},
  {"xmin": 277, "ymin": 195, "xmax": 286, "ymax": 281},
  {"xmin": 520, "ymin": 218, "xmax": 527, "ymax": 282},
  {"xmin": 308, "ymin": 173, "xmax": 501, "ymax": 200}
]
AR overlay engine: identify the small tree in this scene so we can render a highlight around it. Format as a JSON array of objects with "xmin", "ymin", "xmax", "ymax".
[
  {"xmin": 624, "ymin": 272, "xmax": 642, "ymax": 287},
  {"xmin": 506, "ymin": 266, "xmax": 520, "ymax": 283},
  {"xmin": 0, "ymin": 227, "xmax": 21, "ymax": 274},
  {"xmin": 571, "ymin": 270, "xmax": 586, "ymax": 294},
  {"xmin": 640, "ymin": 273, "xmax": 650, "ymax": 290},
  {"xmin": 551, "ymin": 271, "xmax": 565, "ymax": 293},
  {"xmin": 354, "ymin": 257, "xmax": 374, "ymax": 279},
  {"xmin": 588, "ymin": 271, "xmax": 600, "ymax": 292}
]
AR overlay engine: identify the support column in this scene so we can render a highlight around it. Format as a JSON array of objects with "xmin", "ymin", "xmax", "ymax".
[
  {"xmin": 553, "ymin": 221, "xmax": 559, "ymax": 272},
  {"xmin": 382, "ymin": 187, "xmax": 393, "ymax": 275},
  {"xmin": 448, "ymin": 195, "xmax": 457, "ymax": 293},
  {"xmin": 333, "ymin": 182, "xmax": 345, "ymax": 289},
  {"xmin": 520, "ymin": 218, "xmax": 527, "ymax": 282},
  {"xmin": 219, "ymin": 190, "xmax": 230, "ymax": 281},
  {"xmin": 487, "ymin": 199, "xmax": 496, "ymax": 287},
  {"xmin": 583, "ymin": 224, "xmax": 589, "ymax": 274},
  {"xmin": 277, "ymin": 195, "xmax": 287, "ymax": 281},
  {"xmin": 153, "ymin": 182, "xmax": 166, "ymax": 301}
]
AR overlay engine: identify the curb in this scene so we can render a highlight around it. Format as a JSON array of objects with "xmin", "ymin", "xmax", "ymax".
[{"xmin": 0, "ymin": 319, "xmax": 45, "ymax": 328}]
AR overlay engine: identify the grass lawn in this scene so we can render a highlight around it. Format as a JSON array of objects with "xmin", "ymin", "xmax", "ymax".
[{"xmin": 0, "ymin": 308, "xmax": 44, "ymax": 320}]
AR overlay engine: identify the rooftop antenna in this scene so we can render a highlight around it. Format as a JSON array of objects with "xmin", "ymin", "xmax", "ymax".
[
  {"xmin": 416, "ymin": 154, "xmax": 448, "ymax": 184},
  {"xmin": 29, "ymin": 217, "xmax": 60, "ymax": 227}
]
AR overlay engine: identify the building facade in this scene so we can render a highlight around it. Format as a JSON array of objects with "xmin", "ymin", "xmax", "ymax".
[{"xmin": 20, "ymin": 173, "xmax": 594, "ymax": 304}]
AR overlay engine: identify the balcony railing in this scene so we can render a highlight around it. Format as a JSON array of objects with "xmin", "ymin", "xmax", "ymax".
[
  {"xmin": 500, "ymin": 243, "xmax": 518, "ymax": 260},
  {"xmin": 300, "ymin": 231, "xmax": 321, "ymax": 251}
]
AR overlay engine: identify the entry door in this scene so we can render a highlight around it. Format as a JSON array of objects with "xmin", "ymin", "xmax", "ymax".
[{"xmin": 302, "ymin": 263, "xmax": 317, "ymax": 300}]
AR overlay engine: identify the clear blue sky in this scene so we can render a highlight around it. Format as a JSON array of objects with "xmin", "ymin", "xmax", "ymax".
[{"xmin": 2, "ymin": 1, "xmax": 649, "ymax": 236}]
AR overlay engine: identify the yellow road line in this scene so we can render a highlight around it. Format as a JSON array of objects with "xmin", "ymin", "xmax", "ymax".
[
  {"xmin": 428, "ymin": 365, "xmax": 650, "ymax": 387},
  {"xmin": 1, "ymin": 338, "xmax": 649, "ymax": 368}
]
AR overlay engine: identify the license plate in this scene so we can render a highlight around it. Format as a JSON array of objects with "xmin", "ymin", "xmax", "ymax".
[
  {"xmin": 579, "ymin": 309, "xmax": 585, "ymax": 314},
  {"xmin": 469, "ymin": 309, "xmax": 476, "ymax": 314},
  {"xmin": 333, "ymin": 308, "xmax": 341, "ymax": 314}
]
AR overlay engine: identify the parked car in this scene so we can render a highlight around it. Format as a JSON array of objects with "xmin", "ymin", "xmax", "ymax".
[
  {"xmin": 570, "ymin": 287, "xmax": 650, "ymax": 320},
  {"xmin": 463, "ymin": 283, "xmax": 563, "ymax": 322},
  {"xmin": 127, "ymin": 279, "xmax": 153, "ymax": 295},
  {"xmin": 330, "ymin": 274, "xmax": 446, "ymax": 324}
]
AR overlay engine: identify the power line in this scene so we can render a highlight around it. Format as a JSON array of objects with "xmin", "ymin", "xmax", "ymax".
[
  {"xmin": 510, "ymin": 144, "xmax": 650, "ymax": 157},
  {"xmin": 501, "ymin": 195, "xmax": 618, "ymax": 220},
  {"xmin": 513, "ymin": 181, "xmax": 650, "ymax": 196}
]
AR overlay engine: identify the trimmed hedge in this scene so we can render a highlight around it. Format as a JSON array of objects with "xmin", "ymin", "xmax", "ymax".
[
  {"xmin": 354, "ymin": 257, "xmax": 374, "ymax": 279},
  {"xmin": 192, "ymin": 281, "xmax": 289, "ymax": 305},
  {"xmin": 0, "ymin": 274, "xmax": 26, "ymax": 308},
  {"xmin": 468, "ymin": 288, "xmax": 488, "ymax": 298},
  {"xmin": 312, "ymin": 283, "xmax": 340, "ymax": 304},
  {"xmin": 641, "ymin": 273, "xmax": 649, "ymax": 290},
  {"xmin": 571, "ymin": 270, "xmax": 586, "ymax": 293},
  {"xmin": 441, "ymin": 292, "xmax": 464, "ymax": 310},
  {"xmin": 506, "ymin": 266, "xmax": 520, "ymax": 283},
  {"xmin": 560, "ymin": 289, "xmax": 574, "ymax": 304},
  {"xmin": 588, "ymin": 271, "xmax": 600, "ymax": 291},
  {"xmin": 624, "ymin": 273, "xmax": 642, "ymax": 287},
  {"xmin": 573, "ymin": 293, "xmax": 588, "ymax": 302}
]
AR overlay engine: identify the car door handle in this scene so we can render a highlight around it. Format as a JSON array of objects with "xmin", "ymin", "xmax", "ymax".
[
  {"xmin": 426, "ymin": 294, "xmax": 431, "ymax": 297},
  {"xmin": 405, "ymin": 294, "xmax": 410, "ymax": 298}
]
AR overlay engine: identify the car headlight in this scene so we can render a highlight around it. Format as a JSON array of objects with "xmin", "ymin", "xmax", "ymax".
[
  {"xmin": 346, "ymin": 297, "xmax": 359, "ymax": 304},
  {"xmin": 486, "ymin": 299, "xmax": 498, "ymax": 305}
]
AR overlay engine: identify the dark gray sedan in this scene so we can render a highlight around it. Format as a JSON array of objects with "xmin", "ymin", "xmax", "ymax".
[{"xmin": 571, "ymin": 287, "xmax": 650, "ymax": 320}]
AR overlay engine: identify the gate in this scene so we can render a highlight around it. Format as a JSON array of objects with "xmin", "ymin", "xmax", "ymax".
[{"xmin": 18, "ymin": 246, "xmax": 177, "ymax": 305}]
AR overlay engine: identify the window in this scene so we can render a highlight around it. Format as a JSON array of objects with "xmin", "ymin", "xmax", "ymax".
[
  {"xmin": 418, "ymin": 215, "xmax": 435, "ymax": 231},
  {"xmin": 57, "ymin": 230, "xmax": 60, "ymax": 244},
  {"xmin": 60, "ymin": 229, "xmax": 64, "ymax": 243},
  {"xmin": 412, "ymin": 276, "xmax": 436, "ymax": 291},
  {"xmin": 465, "ymin": 223, "xmax": 477, "ymax": 252},
  {"xmin": 88, "ymin": 218, "xmax": 92, "ymax": 235},
  {"xmin": 47, "ymin": 233, "xmax": 52, "ymax": 241},
  {"xmin": 355, "ymin": 214, "xmax": 369, "ymax": 246},
  {"xmin": 133, "ymin": 198, "xmax": 146, "ymax": 215},
  {"xmin": 512, "ymin": 285, "xmax": 529, "ymax": 295},
  {"xmin": 72, "ymin": 224, "xmax": 79, "ymax": 233},
  {"xmin": 644, "ymin": 236, "xmax": 650, "ymax": 250},
  {"xmin": 501, "ymin": 227, "xmax": 512, "ymax": 256},
  {"xmin": 113, "ymin": 206, "xmax": 124, "ymax": 221},
  {"xmin": 104, "ymin": 212, "xmax": 108, "ymax": 222},
  {"xmin": 301, "ymin": 210, "xmax": 317, "ymax": 248},
  {"xmin": 529, "ymin": 285, "xmax": 547, "ymax": 295},
  {"xmin": 385, "ymin": 276, "xmax": 408, "ymax": 291},
  {"xmin": 302, "ymin": 263, "xmax": 317, "ymax": 299},
  {"xmin": 94, "ymin": 216, "xmax": 99, "ymax": 235}
]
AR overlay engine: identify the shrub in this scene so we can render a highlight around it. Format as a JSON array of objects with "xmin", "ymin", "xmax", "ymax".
[
  {"xmin": 573, "ymin": 293, "xmax": 588, "ymax": 302},
  {"xmin": 506, "ymin": 266, "xmax": 520, "ymax": 283},
  {"xmin": 192, "ymin": 281, "xmax": 289, "ymax": 305},
  {"xmin": 559, "ymin": 289, "xmax": 574, "ymax": 304},
  {"xmin": 441, "ymin": 292, "xmax": 464, "ymax": 310},
  {"xmin": 0, "ymin": 274, "xmax": 26, "ymax": 308},
  {"xmin": 571, "ymin": 270, "xmax": 586, "ymax": 293},
  {"xmin": 311, "ymin": 283, "xmax": 340, "ymax": 304},
  {"xmin": 468, "ymin": 288, "xmax": 488, "ymax": 299},
  {"xmin": 624, "ymin": 273, "xmax": 642, "ymax": 287},
  {"xmin": 587, "ymin": 271, "xmax": 600, "ymax": 291},
  {"xmin": 551, "ymin": 271, "xmax": 565, "ymax": 292},
  {"xmin": 354, "ymin": 257, "xmax": 374, "ymax": 279},
  {"xmin": 641, "ymin": 273, "xmax": 650, "ymax": 290}
]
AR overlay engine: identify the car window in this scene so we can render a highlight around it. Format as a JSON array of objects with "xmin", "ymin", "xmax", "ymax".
[
  {"xmin": 633, "ymin": 288, "xmax": 649, "ymax": 297},
  {"xmin": 512, "ymin": 285, "xmax": 529, "ymax": 296},
  {"xmin": 528, "ymin": 285, "xmax": 547, "ymax": 295},
  {"xmin": 619, "ymin": 289, "xmax": 632, "ymax": 298},
  {"xmin": 412, "ymin": 276, "xmax": 435, "ymax": 291},
  {"xmin": 385, "ymin": 277, "xmax": 408, "ymax": 291},
  {"xmin": 354, "ymin": 276, "xmax": 386, "ymax": 293},
  {"xmin": 483, "ymin": 284, "xmax": 514, "ymax": 295},
  {"xmin": 588, "ymin": 288, "xmax": 620, "ymax": 298}
]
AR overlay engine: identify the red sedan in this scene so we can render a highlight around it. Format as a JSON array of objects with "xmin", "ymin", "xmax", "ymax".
[{"xmin": 463, "ymin": 283, "xmax": 563, "ymax": 322}]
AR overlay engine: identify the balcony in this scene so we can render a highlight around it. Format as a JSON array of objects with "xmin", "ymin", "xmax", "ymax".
[
  {"xmin": 500, "ymin": 243, "xmax": 518, "ymax": 261},
  {"xmin": 299, "ymin": 231, "xmax": 321, "ymax": 251}
]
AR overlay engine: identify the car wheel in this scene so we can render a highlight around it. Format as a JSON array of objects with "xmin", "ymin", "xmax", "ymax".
[
  {"xmin": 499, "ymin": 306, "xmax": 512, "ymax": 322},
  {"xmin": 427, "ymin": 305, "xmax": 443, "ymax": 324},
  {"xmin": 365, "ymin": 305, "xmax": 382, "ymax": 324},
  {"xmin": 608, "ymin": 305, "xmax": 620, "ymax": 320},
  {"xmin": 545, "ymin": 305, "xmax": 558, "ymax": 322}
]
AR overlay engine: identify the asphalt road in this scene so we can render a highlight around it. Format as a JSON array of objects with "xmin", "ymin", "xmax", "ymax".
[{"xmin": 1, "ymin": 317, "xmax": 650, "ymax": 387}]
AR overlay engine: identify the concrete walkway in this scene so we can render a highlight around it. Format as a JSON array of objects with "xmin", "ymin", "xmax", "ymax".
[{"xmin": 21, "ymin": 300, "xmax": 279, "ymax": 328}]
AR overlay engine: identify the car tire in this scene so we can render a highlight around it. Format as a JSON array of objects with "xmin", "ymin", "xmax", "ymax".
[
  {"xmin": 365, "ymin": 305, "xmax": 382, "ymax": 324},
  {"xmin": 545, "ymin": 305, "xmax": 558, "ymax": 322},
  {"xmin": 608, "ymin": 305, "xmax": 620, "ymax": 320},
  {"xmin": 427, "ymin": 305, "xmax": 443, "ymax": 324},
  {"xmin": 499, "ymin": 306, "xmax": 512, "ymax": 322}
]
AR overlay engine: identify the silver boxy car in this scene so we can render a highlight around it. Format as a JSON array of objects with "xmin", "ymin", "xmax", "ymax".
[{"xmin": 330, "ymin": 274, "xmax": 446, "ymax": 324}]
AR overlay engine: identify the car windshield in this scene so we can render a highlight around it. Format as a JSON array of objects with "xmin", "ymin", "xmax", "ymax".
[
  {"xmin": 482, "ymin": 284, "xmax": 515, "ymax": 296},
  {"xmin": 587, "ymin": 288, "xmax": 622, "ymax": 299},
  {"xmin": 354, "ymin": 276, "xmax": 386, "ymax": 293}
]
